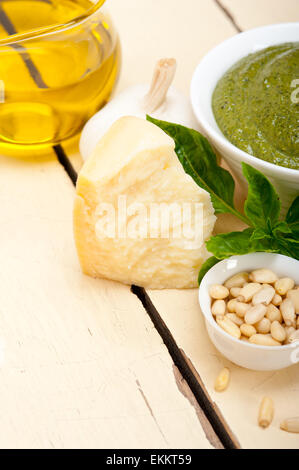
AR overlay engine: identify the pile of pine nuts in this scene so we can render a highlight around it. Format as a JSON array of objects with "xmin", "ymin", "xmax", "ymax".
[{"xmin": 209, "ymin": 269, "xmax": 299, "ymax": 346}]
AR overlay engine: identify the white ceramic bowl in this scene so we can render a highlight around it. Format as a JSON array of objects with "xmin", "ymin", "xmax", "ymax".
[
  {"xmin": 198, "ymin": 253, "xmax": 299, "ymax": 371},
  {"xmin": 190, "ymin": 23, "xmax": 299, "ymax": 214}
]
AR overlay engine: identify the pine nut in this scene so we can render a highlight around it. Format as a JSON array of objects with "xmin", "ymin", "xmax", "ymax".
[
  {"xmin": 280, "ymin": 298, "xmax": 296, "ymax": 326},
  {"xmin": 255, "ymin": 318, "xmax": 271, "ymax": 334},
  {"xmin": 235, "ymin": 302, "xmax": 251, "ymax": 318},
  {"xmin": 216, "ymin": 315, "xmax": 241, "ymax": 339},
  {"xmin": 245, "ymin": 304, "xmax": 267, "ymax": 325},
  {"xmin": 252, "ymin": 286, "xmax": 275, "ymax": 306},
  {"xmin": 249, "ymin": 334, "xmax": 281, "ymax": 346},
  {"xmin": 214, "ymin": 367, "xmax": 230, "ymax": 392},
  {"xmin": 239, "ymin": 283, "xmax": 262, "ymax": 302},
  {"xmin": 240, "ymin": 335, "xmax": 249, "ymax": 342},
  {"xmin": 230, "ymin": 287, "xmax": 242, "ymax": 298},
  {"xmin": 280, "ymin": 417, "xmax": 299, "ymax": 433},
  {"xmin": 227, "ymin": 299, "xmax": 237, "ymax": 313},
  {"xmin": 271, "ymin": 321, "xmax": 286, "ymax": 342},
  {"xmin": 209, "ymin": 284, "xmax": 229, "ymax": 300},
  {"xmin": 211, "ymin": 299, "xmax": 226, "ymax": 316},
  {"xmin": 266, "ymin": 304, "xmax": 282, "ymax": 323},
  {"xmin": 224, "ymin": 272, "xmax": 249, "ymax": 288},
  {"xmin": 250, "ymin": 269, "xmax": 278, "ymax": 284},
  {"xmin": 286, "ymin": 289, "xmax": 299, "ymax": 314},
  {"xmin": 284, "ymin": 326, "xmax": 296, "ymax": 344},
  {"xmin": 288, "ymin": 329, "xmax": 299, "ymax": 343},
  {"xmin": 272, "ymin": 293, "xmax": 282, "ymax": 306},
  {"xmin": 275, "ymin": 277, "xmax": 295, "ymax": 296},
  {"xmin": 209, "ymin": 268, "xmax": 298, "ymax": 349},
  {"xmin": 258, "ymin": 397, "xmax": 274, "ymax": 428},
  {"xmin": 226, "ymin": 313, "xmax": 244, "ymax": 326},
  {"xmin": 240, "ymin": 323, "xmax": 256, "ymax": 338}
]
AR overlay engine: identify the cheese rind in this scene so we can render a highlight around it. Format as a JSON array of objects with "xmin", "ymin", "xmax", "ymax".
[{"xmin": 74, "ymin": 116, "xmax": 216, "ymax": 288}]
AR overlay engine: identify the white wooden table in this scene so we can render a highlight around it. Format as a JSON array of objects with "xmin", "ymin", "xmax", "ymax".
[{"xmin": 0, "ymin": 0, "xmax": 299, "ymax": 449}]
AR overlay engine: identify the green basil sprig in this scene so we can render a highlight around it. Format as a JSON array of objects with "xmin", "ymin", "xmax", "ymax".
[{"xmin": 147, "ymin": 116, "xmax": 299, "ymax": 284}]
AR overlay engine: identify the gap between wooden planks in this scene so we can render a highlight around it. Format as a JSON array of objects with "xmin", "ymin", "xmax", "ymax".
[
  {"xmin": 0, "ymin": 149, "xmax": 223, "ymax": 449},
  {"xmin": 220, "ymin": 0, "xmax": 299, "ymax": 29},
  {"xmin": 52, "ymin": 0, "xmax": 244, "ymax": 448},
  {"xmin": 55, "ymin": 0, "xmax": 244, "ymax": 448},
  {"xmin": 145, "ymin": 0, "xmax": 299, "ymax": 450},
  {"xmin": 0, "ymin": 0, "xmax": 237, "ymax": 449},
  {"xmin": 55, "ymin": 143, "xmax": 238, "ymax": 449},
  {"xmin": 0, "ymin": 0, "xmax": 298, "ymax": 452},
  {"xmin": 109, "ymin": 0, "xmax": 299, "ymax": 449}
]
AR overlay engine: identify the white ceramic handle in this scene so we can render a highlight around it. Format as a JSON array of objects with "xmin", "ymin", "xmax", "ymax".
[{"xmin": 290, "ymin": 345, "xmax": 299, "ymax": 364}]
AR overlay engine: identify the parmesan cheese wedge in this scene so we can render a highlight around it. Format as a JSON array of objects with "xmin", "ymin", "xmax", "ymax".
[{"xmin": 74, "ymin": 116, "xmax": 216, "ymax": 288}]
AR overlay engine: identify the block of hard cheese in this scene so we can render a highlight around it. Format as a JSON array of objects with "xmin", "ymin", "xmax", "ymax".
[{"xmin": 74, "ymin": 116, "xmax": 216, "ymax": 288}]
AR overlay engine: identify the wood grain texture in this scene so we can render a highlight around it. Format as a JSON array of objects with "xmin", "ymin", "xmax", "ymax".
[
  {"xmin": 0, "ymin": 154, "xmax": 219, "ymax": 449},
  {"xmin": 1, "ymin": 0, "xmax": 297, "ymax": 450},
  {"xmin": 144, "ymin": 0, "xmax": 299, "ymax": 449},
  {"xmin": 147, "ymin": 289, "xmax": 299, "ymax": 449},
  {"xmin": 0, "ymin": 0, "xmax": 234, "ymax": 448},
  {"xmin": 108, "ymin": 0, "xmax": 236, "ymax": 94}
]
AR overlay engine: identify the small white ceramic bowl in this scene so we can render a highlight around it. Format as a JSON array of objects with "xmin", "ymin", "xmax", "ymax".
[
  {"xmin": 199, "ymin": 253, "xmax": 299, "ymax": 371},
  {"xmin": 190, "ymin": 23, "xmax": 299, "ymax": 214}
]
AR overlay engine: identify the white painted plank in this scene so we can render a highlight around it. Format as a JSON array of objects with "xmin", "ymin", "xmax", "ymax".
[
  {"xmin": 147, "ymin": 285, "xmax": 299, "ymax": 449},
  {"xmin": 221, "ymin": 0, "xmax": 299, "ymax": 30},
  {"xmin": 0, "ymin": 154, "xmax": 218, "ymax": 449},
  {"xmin": 3, "ymin": 0, "xmax": 296, "ymax": 450},
  {"xmin": 108, "ymin": 0, "xmax": 236, "ymax": 94},
  {"xmin": 140, "ymin": 0, "xmax": 299, "ymax": 449},
  {"xmin": 0, "ymin": 0, "xmax": 237, "ymax": 448},
  {"xmin": 67, "ymin": 0, "xmax": 237, "ymax": 171}
]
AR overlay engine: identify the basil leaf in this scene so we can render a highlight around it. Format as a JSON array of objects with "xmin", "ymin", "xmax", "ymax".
[
  {"xmin": 250, "ymin": 236, "xmax": 280, "ymax": 254},
  {"xmin": 272, "ymin": 221, "xmax": 292, "ymax": 237},
  {"xmin": 145, "ymin": 117, "xmax": 298, "ymax": 281},
  {"xmin": 198, "ymin": 256, "xmax": 220, "ymax": 285},
  {"xmin": 286, "ymin": 196, "xmax": 299, "ymax": 238},
  {"xmin": 242, "ymin": 162, "xmax": 281, "ymax": 229},
  {"xmin": 286, "ymin": 196, "xmax": 299, "ymax": 223},
  {"xmin": 206, "ymin": 228, "xmax": 254, "ymax": 258},
  {"xmin": 250, "ymin": 228, "xmax": 272, "ymax": 242},
  {"xmin": 275, "ymin": 237, "xmax": 299, "ymax": 259},
  {"xmin": 147, "ymin": 116, "xmax": 249, "ymax": 223},
  {"xmin": 206, "ymin": 227, "xmax": 291, "ymax": 259}
]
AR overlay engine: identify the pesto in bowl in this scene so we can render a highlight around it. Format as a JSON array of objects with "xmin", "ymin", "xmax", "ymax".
[{"xmin": 212, "ymin": 42, "xmax": 299, "ymax": 170}]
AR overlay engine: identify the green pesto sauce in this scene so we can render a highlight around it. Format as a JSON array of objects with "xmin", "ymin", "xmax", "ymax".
[{"xmin": 212, "ymin": 42, "xmax": 299, "ymax": 170}]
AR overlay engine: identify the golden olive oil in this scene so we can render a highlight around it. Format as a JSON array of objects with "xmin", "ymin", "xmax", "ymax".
[{"xmin": 0, "ymin": 0, "xmax": 120, "ymax": 153}]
